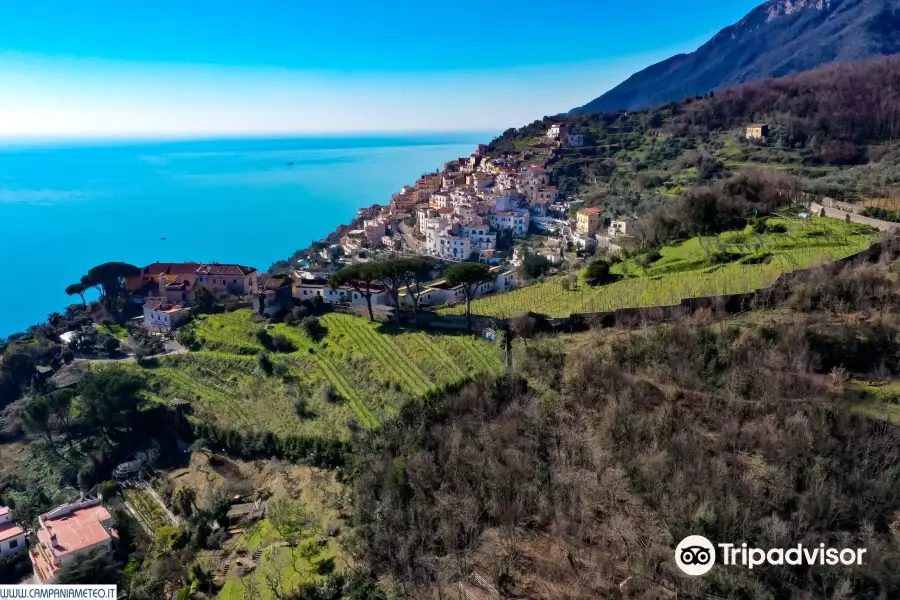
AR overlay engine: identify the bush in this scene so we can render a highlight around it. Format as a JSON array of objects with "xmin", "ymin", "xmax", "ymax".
[
  {"xmin": 584, "ymin": 260, "xmax": 613, "ymax": 286},
  {"xmin": 271, "ymin": 334, "xmax": 296, "ymax": 353},
  {"xmin": 301, "ymin": 316, "xmax": 326, "ymax": 341},
  {"xmin": 292, "ymin": 305, "xmax": 311, "ymax": 321},
  {"xmin": 62, "ymin": 350, "xmax": 75, "ymax": 364},
  {"xmin": 294, "ymin": 398, "xmax": 313, "ymax": 419},
  {"xmin": 255, "ymin": 328, "xmax": 273, "ymax": 349},
  {"xmin": 257, "ymin": 352, "xmax": 274, "ymax": 376},
  {"xmin": 103, "ymin": 337, "xmax": 120, "ymax": 355},
  {"xmin": 273, "ymin": 362, "xmax": 290, "ymax": 379},
  {"xmin": 321, "ymin": 383, "xmax": 343, "ymax": 404},
  {"xmin": 98, "ymin": 481, "xmax": 118, "ymax": 502}
]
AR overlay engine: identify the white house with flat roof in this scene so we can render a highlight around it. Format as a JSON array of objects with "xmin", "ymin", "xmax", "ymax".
[{"xmin": 0, "ymin": 507, "xmax": 26, "ymax": 558}]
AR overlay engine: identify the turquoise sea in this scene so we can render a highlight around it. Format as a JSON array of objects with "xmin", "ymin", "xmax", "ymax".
[{"xmin": 0, "ymin": 133, "xmax": 490, "ymax": 337}]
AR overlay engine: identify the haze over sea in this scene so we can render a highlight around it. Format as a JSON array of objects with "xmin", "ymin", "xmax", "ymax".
[{"xmin": 0, "ymin": 133, "xmax": 490, "ymax": 337}]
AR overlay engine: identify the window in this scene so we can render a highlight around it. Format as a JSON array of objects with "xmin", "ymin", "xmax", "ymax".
[
  {"xmin": 233, "ymin": 279, "xmax": 237, "ymax": 284},
  {"xmin": 8, "ymin": 539, "xmax": 18, "ymax": 549}
]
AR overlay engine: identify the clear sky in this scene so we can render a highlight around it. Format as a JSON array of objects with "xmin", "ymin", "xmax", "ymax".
[{"xmin": 0, "ymin": 0, "xmax": 763, "ymax": 138}]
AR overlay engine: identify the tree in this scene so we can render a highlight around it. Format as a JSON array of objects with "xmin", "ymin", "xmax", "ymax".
[
  {"xmin": 374, "ymin": 258, "xmax": 430, "ymax": 324},
  {"xmin": 65, "ymin": 282, "xmax": 88, "ymax": 308},
  {"xmin": 86, "ymin": 262, "xmax": 140, "ymax": 312},
  {"xmin": 444, "ymin": 263, "xmax": 492, "ymax": 331},
  {"xmin": 329, "ymin": 263, "xmax": 380, "ymax": 322},
  {"xmin": 172, "ymin": 486, "xmax": 197, "ymax": 518},
  {"xmin": 584, "ymin": 259, "xmax": 613, "ymax": 286},
  {"xmin": 402, "ymin": 259, "xmax": 434, "ymax": 328},
  {"xmin": 55, "ymin": 548, "xmax": 122, "ymax": 584},
  {"xmin": 77, "ymin": 368, "xmax": 145, "ymax": 446},
  {"xmin": 190, "ymin": 286, "xmax": 215, "ymax": 316},
  {"xmin": 21, "ymin": 389, "xmax": 76, "ymax": 461}
]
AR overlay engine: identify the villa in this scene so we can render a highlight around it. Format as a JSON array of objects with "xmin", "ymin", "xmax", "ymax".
[{"xmin": 30, "ymin": 498, "xmax": 116, "ymax": 584}]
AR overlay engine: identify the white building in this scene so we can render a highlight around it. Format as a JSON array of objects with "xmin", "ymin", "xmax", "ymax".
[
  {"xmin": 547, "ymin": 123, "xmax": 564, "ymax": 139},
  {"xmin": 493, "ymin": 210, "xmax": 531, "ymax": 235},
  {"xmin": 0, "ymin": 507, "xmax": 26, "ymax": 558},
  {"xmin": 142, "ymin": 298, "xmax": 190, "ymax": 332},
  {"xmin": 609, "ymin": 218, "xmax": 636, "ymax": 237},
  {"xmin": 462, "ymin": 225, "xmax": 497, "ymax": 251},
  {"xmin": 427, "ymin": 230, "xmax": 472, "ymax": 260},
  {"xmin": 294, "ymin": 280, "xmax": 392, "ymax": 307}
]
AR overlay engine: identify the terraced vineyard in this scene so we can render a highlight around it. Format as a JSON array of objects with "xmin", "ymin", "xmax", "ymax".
[
  {"xmin": 140, "ymin": 311, "xmax": 503, "ymax": 439},
  {"xmin": 441, "ymin": 217, "xmax": 877, "ymax": 319}
]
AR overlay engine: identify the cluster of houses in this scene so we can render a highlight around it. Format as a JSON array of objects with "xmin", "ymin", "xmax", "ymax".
[
  {"xmin": 0, "ymin": 497, "xmax": 117, "ymax": 584},
  {"xmin": 125, "ymin": 126, "xmax": 644, "ymax": 332},
  {"xmin": 128, "ymin": 258, "xmax": 517, "ymax": 331}
]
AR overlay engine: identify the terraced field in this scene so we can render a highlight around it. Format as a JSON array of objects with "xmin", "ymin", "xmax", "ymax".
[
  {"xmin": 441, "ymin": 217, "xmax": 877, "ymax": 319},
  {"xmin": 140, "ymin": 311, "xmax": 503, "ymax": 439}
]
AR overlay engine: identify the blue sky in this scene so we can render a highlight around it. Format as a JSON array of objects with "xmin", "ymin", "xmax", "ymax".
[{"xmin": 0, "ymin": 0, "xmax": 762, "ymax": 137}]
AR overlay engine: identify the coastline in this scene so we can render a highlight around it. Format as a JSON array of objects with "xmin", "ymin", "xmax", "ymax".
[{"xmin": 0, "ymin": 134, "xmax": 490, "ymax": 338}]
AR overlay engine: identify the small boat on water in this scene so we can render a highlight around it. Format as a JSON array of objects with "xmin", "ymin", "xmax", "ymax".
[{"xmin": 286, "ymin": 161, "xmax": 294, "ymax": 166}]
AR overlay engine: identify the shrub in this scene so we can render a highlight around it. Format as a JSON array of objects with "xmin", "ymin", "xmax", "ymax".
[
  {"xmin": 321, "ymin": 383, "xmax": 343, "ymax": 404},
  {"xmin": 294, "ymin": 398, "xmax": 312, "ymax": 418},
  {"xmin": 301, "ymin": 316, "xmax": 326, "ymax": 341},
  {"xmin": 98, "ymin": 481, "xmax": 117, "ymax": 502},
  {"xmin": 257, "ymin": 352, "xmax": 274, "ymax": 376},
  {"xmin": 584, "ymin": 260, "xmax": 613, "ymax": 286},
  {"xmin": 103, "ymin": 337, "xmax": 120, "ymax": 355},
  {"xmin": 271, "ymin": 334, "xmax": 296, "ymax": 353},
  {"xmin": 255, "ymin": 328, "xmax": 273, "ymax": 349}
]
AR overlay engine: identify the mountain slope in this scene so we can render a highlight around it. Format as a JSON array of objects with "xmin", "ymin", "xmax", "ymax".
[{"xmin": 571, "ymin": 0, "xmax": 900, "ymax": 114}]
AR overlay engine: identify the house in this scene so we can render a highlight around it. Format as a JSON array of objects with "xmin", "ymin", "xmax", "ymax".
[
  {"xmin": 127, "ymin": 262, "xmax": 201, "ymax": 293},
  {"xmin": 536, "ymin": 187, "xmax": 558, "ymax": 203},
  {"xmin": 565, "ymin": 133, "xmax": 584, "ymax": 147},
  {"xmin": 430, "ymin": 192, "xmax": 452, "ymax": 209},
  {"xmin": 295, "ymin": 279, "xmax": 391, "ymax": 308},
  {"xmin": 475, "ymin": 144, "xmax": 487, "ymax": 156},
  {"xmin": 30, "ymin": 498, "xmax": 116, "ymax": 584},
  {"xmin": 493, "ymin": 209, "xmax": 531, "ymax": 235},
  {"xmin": 490, "ymin": 266, "xmax": 517, "ymax": 294},
  {"xmin": 194, "ymin": 264, "xmax": 258, "ymax": 298},
  {"xmin": 427, "ymin": 230, "xmax": 472, "ymax": 260},
  {"xmin": 609, "ymin": 218, "xmax": 636, "ymax": 237},
  {"xmin": 546, "ymin": 122, "xmax": 566, "ymax": 139},
  {"xmin": 0, "ymin": 507, "xmax": 26, "ymax": 558},
  {"xmin": 142, "ymin": 298, "xmax": 190, "ymax": 332},
  {"xmin": 253, "ymin": 275, "xmax": 294, "ymax": 317},
  {"xmin": 462, "ymin": 225, "xmax": 497, "ymax": 251},
  {"xmin": 746, "ymin": 123, "xmax": 769, "ymax": 140},
  {"xmin": 576, "ymin": 207, "xmax": 603, "ymax": 235},
  {"xmin": 529, "ymin": 200, "xmax": 549, "ymax": 217}
]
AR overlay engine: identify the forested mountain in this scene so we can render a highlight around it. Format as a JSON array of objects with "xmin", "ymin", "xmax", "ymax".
[
  {"xmin": 570, "ymin": 0, "xmax": 900, "ymax": 114},
  {"xmin": 489, "ymin": 57, "xmax": 900, "ymax": 222}
]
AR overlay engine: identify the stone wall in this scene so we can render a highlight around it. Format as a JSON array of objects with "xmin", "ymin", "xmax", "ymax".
[{"xmin": 809, "ymin": 202, "xmax": 900, "ymax": 232}]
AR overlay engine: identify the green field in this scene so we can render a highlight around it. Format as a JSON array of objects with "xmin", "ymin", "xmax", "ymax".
[
  {"xmin": 141, "ymin": 311, "xmax": 503, "ymax": 438},
  {"xmin": 440, "ymin": 217, "xmax": 877, "ymax": 319}
]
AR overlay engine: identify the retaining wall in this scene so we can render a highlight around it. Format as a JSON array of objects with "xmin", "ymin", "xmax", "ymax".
[{"xmin": 809, "ymin": 202, "xmax": 900, "ymax": 232}]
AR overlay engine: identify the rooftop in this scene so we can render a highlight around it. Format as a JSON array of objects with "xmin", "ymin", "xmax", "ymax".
[
  {"xmin": 195, "ymin": 263, "xmax": 257, "ymax": 276},
  {"xmin": 38, "ymin": 502, "xmax": 113, "ymax": 561},
  {"xmin": 141, "ymin": 262, "xmax": 201, "ymax": 276},
  {"xmin": 579, "ymin": 207, "xmax": 602, "ymax": 215},
  {"xmin": 0, "ymin": 522, "xmax": 24, "ymax": 543}
]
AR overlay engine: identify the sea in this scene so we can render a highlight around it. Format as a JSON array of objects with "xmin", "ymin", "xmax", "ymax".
[{"xmin": 0, "ymin": 133, "xmax": 492, "ymax": 338}]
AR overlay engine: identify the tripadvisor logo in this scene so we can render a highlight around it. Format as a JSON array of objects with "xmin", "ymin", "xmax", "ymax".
[{"xmin": 675, "ymin": 536, "xmax": 868, "ymax": 576}]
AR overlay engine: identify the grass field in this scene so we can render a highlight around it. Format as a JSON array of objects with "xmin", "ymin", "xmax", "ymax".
[
  {"xmin": 140, "ymin": 311, "xmax": 503, "ymax": 438},
  {"xmin": 440, "ymin": 217, "xmax": 877, "ymax": 319}
]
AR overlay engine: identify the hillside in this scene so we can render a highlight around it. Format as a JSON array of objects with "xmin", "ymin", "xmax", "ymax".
[
  {"xmin": 570, "ymin": 0, "xmax": 900, "ymax": 114},
  {"xmin": 489, "ymin": 56, "xmax": 900, "ymax": 218}
]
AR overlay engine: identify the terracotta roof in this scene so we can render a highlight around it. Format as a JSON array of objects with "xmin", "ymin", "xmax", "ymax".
[
  {"xmin": 142, "ymin": 262, "xmax": 201, "ymax": 276},
  {"xmin": 260, "ymin": 275, "xmax": 292, "ymax": 291},
  {"xmin": 579, "ymin": 207, "xmax": 602, "ymax": 215},
  {"xmin": 38, "ymin": 504, "xmax": 113, "ymax": 560},
  {"xmin": 196, "ymin": 263, "xmax": 257, "ymax": 276},
  {"xmin": 0, "ymin": 522, "xmax": 24, "ymax": 543},
  {"xmin": 0, "ymin": 507, "xmax": 10, "ymax": 517}
]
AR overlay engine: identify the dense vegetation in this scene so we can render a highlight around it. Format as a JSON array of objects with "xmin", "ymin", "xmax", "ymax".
[
  {"xmin": 491, "ymin": 57, "xmax": 900, "ymax": 216},
  {"xmin": 352, "ymin": 237, "xmax": 900, "ymax": 599}
]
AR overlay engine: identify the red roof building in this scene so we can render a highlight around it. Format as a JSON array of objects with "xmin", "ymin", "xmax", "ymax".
[{"xmin": 30, "ymin": 498, "xmax": 116, "ymax": 583}]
